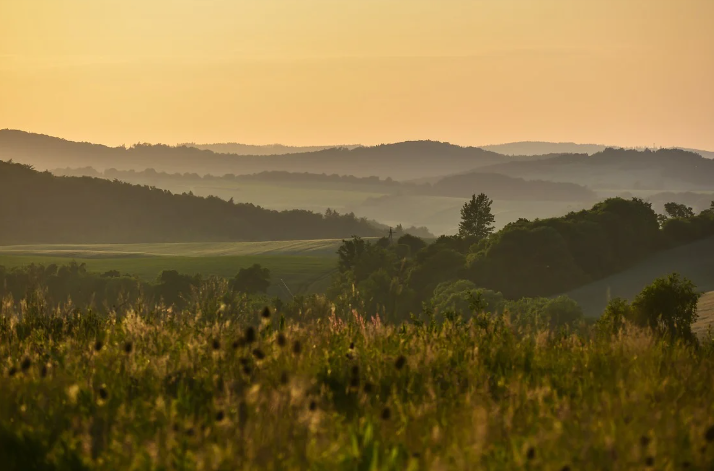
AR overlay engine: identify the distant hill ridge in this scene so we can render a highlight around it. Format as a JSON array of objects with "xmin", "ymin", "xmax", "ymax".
[
  {"xmin": 0, "ymin": 130, "xmax": 513, "ymax": 180},
  {"xmin": 184, "ymin": 142, "xmax": 362, "ymax": 155}
]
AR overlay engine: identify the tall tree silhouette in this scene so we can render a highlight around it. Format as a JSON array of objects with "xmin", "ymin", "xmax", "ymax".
[{"xmin": 458, "ymin": 193, "xmax": 495, "ymax": 240}]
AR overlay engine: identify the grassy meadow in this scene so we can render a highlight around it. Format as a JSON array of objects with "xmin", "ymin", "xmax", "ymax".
[
  {"xmin": 2, "ymin": 301, "xmax": 714, "ymax": 470},
  {"xmin": 0, "ymin": 240, "xmax": 346, "ymax": 298}
]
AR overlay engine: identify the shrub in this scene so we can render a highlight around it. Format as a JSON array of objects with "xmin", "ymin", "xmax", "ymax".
[{"xmin": 631, "ymin": 273, "xmax": 701, "ymax": 341}]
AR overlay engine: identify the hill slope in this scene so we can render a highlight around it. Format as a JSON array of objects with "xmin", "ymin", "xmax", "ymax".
[
  {"xmin": 0, "ymin": 130, "xmax": 514, "ymax": 180},
  {"xmin": 0, "ymin": 160, "xmax": 381, "ymax": 244},
  {"xmin": 477, "ymin": 148, "xmax": 714, "ymax": 191},
  {"xmin": 565, "ymin": 236, "xmax": 714, "ymax": 317},
  {"xmin": 482, "ymin": 141, "xmax": 714, "ymax": 159}
]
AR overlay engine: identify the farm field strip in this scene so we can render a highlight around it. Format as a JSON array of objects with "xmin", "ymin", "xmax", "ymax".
[{"xmin": 0, "ymin": 239, "xmax": 348, "ymax": 258}]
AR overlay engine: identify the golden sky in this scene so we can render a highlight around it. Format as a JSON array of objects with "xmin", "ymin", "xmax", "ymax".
[{"xmin": 1, "ymin": 0, "xmax": 713, "ymax": 149}]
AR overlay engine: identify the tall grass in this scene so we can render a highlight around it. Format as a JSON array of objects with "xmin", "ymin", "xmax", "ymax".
[{"xmin": 1, "ymin": 295, "xmax": 714, "ymax": 470}]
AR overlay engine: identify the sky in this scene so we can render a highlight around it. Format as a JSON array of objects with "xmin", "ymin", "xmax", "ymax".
[{"xmin": 1, "ymin": 0, "xmax": 713, "ymax": 149}]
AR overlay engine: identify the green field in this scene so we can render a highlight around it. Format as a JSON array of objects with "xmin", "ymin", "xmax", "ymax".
[
  {"xmin": 566, "ymin": 236, "xmax": 714, "ymax": 317},
  {"xmin": 0, "ymin": 240, "xmax": 346, "ymax": 298}
]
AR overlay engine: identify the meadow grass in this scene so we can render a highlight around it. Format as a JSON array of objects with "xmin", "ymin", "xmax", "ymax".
[
  {"xmin": 2, "ymin": 299, "xmax": 714, "ymax": 470},
  {"xmin": 0, "ymin": 254, "xmax": 337, "ymax": 298}
]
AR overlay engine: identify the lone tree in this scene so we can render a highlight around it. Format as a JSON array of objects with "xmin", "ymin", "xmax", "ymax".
[
  {"xmin": 664, "ymin": 202, "xmax": 694, "ymax": 219},
  {"xmin": 458, "ymin": 193, "xmax": 495, "ymax": 240}
]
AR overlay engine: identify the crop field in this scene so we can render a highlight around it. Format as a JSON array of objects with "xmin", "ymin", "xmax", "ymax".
[
  {"xmin": 0, "ymin": 240, "xmax": 345, "ymax": 298},
  {"xmin": 565, "ymin": 236, "xmax": 714, "ymax": 317},
  {"xmin": 693, "ymin": 291, "xmax": 714, "ymax": 338}
]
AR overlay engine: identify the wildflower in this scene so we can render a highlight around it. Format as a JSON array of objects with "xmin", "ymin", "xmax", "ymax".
[
  {"xmin": 395, "ymin": 355, "xmax": 406, "ymax": 370},
  {"xmin": 252, "ymin": 348, "xmax": 265, "ymax": 360},
  {"xmin": 261, "ymin": 307, "xmax": 271, "ymax": 319},
  {"xmin": 215, "ymin": 410, "xmax": 225, "ymax": 422},
  {"xmin": 244, "ymin": 327, "xmax": 256, "ymax": 344},
  {"xmin": 526, "ymin": 447, "xmax": 535, "ymax": 460},
  {"xmin": 309, "ymin": 400, "xmax": 317, "ymax": 411},
  {"xmin": 292, "ymin": 340, "xmax": 302, "ymax": 356},
  {"xmin": 705, "ymin": 425, "xmax": 714, "ymax": 442},
  {"xmin": 381, "ymin": 407, "xmax": 391, "ymax": 420},
  {"xmin": 212, "ymin": 339, "xmax": 221, "ymax": 350},
  {"xmin": 277, "ymin": 333, "xmax": 287, "ymax": 347},
  {"xmin": 21, "ymin": 357, "xmax": 31, "ymax": 371},
  {"xmin": 94, "ymin": 340, "xmax": 103, "ymax": 351},
  {"xmin": 124, "ymin": 341, "xmax": 133, "ymax": 354}
]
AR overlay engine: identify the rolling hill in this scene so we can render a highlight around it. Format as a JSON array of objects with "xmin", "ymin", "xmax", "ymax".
[
  {"xmin": 476, "ymin": 148, "xmax": 714, "ymax": 191},
  {"xmin": 0, "ymin": 160, "xmax": 382, "ymax": 244},
  {"xmin": 1, "ymin": 130, "xmax": 516, "ymax": 180}
]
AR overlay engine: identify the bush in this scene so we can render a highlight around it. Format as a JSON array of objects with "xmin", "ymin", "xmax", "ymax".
[{"xmin": 631, "ymin": 273, "xmax": 701, "ymax": 341}]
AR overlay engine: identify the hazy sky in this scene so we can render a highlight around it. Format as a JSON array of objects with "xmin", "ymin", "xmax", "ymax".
[{"xmin": 1, "ymin": 0, "xmax": 713, "ymax": 149}]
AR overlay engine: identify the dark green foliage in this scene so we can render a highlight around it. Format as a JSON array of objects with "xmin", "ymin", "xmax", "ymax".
[
  {"xmin": 631, "ymin": 273, "xmax": 701, "ymax": 341},
  {"xmin": 0, "ymin": 160, "xmax": 381, "ymax": 244},
  {"xmin": 596, "ymin": 298, "xmax": 632, "ymax": 335},
  {"xmin": 664, "ymin": 202, "xmax": 695, "ymax": 219},
  {"xmin": 458, "ymin": 193, "xmax": 495, "ymax": 240},
  {"xmin": 396, "ymin": 234, "xmax": 426, "ymax": 257},
  {"xmin": 230, "ymin": 264, "xmax": 271, "ymax": 294}
]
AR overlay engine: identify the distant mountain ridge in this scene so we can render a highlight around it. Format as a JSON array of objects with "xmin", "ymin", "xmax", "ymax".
[
  {"xmin": 481, "ymin": 141, "xmax": 714, "ymax": 159},
  {"xmin": 0, "ymin": 130, "xmax": 515, "ymax": 180},
  {"xmin": 475, "ymin": 147, "xmax": 714, "ymax": 191},
  {"xmin": 185, "ymin": 142, "xmax": 362, "ymax": 155}
]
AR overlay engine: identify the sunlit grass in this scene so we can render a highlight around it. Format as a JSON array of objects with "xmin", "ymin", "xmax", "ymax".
[{"xmin": 2, "ymin": 300, "xmax": 714, "ymax": 470}]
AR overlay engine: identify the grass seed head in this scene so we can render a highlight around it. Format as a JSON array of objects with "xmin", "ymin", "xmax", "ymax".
[
  {"xmin": 705, "ymin": 425, "xmax": 714, "ymax": 442},
  {"xmin": 244, "ymin": 327, "xmax": 256, "ymax": 344}
]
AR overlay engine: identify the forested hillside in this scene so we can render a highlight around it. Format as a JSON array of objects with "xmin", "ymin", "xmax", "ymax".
[{"xmin": 0, "ymin": 161, "xmax": 381, "ymax": 244}]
